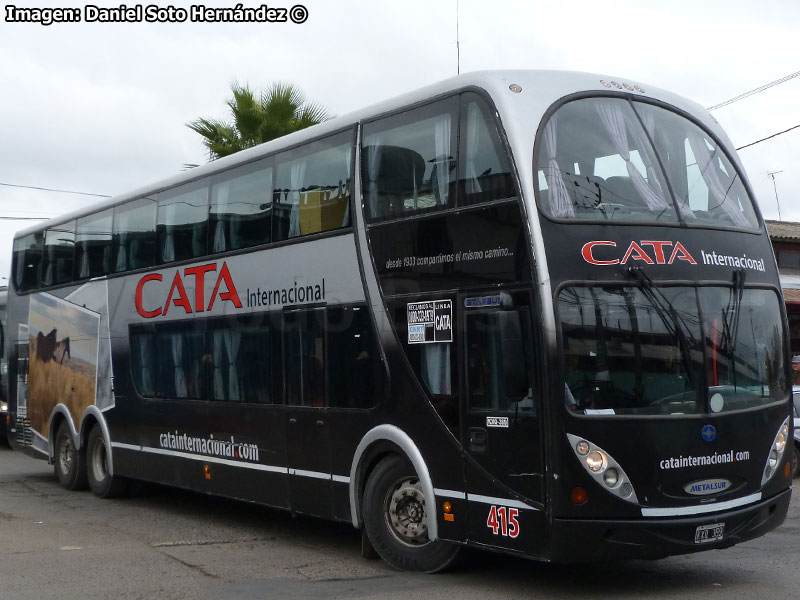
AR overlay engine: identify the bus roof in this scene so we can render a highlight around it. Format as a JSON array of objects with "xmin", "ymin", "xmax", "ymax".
[{"xmin": 14, "ymin": 69, "xmax": 714, "ymax": 239}]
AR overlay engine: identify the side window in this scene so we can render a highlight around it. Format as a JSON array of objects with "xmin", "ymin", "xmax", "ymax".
[
  {"xmin": 157, "ymin": 182, "xmax": 209, "ymax": 264},
  {"xmin": 284, "ymin": 308, "xmax": 325, "ymax": 406},
  {"xmin": 327, "ymin": 305, "xmax": 381, "ymax": 409},
  {"xmin": 113, "ymin": 198, "xmax": 156, "ymax": 272},
  {"xmin": 273, "ymin": 130, "xmax": 353, "ymax": 241},
  {"xmin": 130, "ymin": 316, "xmax": 274, "ymax": 404},
  {"xmin": 210, "ymin": 159, "xmax": 273, "ymax": 252},
  {"xmin": 458, "ymin": 92, "xmax": 515, "ymax": 205},
  {"xmin": 363, "ymin": 98, "xmax": 458, "ymax": 221},
  {"xmin": 76, "ymin": 209, "xmax": 113, "ymax": 280},
  {"xmin": 12, "ymin": 232, "xmax": 44, "ymax": 292},
  {"xmin": 465, "ymin": 293, "xmax": 535, "ymax": 413},
  {"xmin": 41, "ymin": 221, "xmax": 76, "ymax": 286}
]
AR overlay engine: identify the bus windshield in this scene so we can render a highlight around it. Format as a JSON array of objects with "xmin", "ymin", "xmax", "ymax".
[
  {"xmin": 537, "ymin": 97, "xmax": 759, "ymax": 229},
  {"xmin": 560, "ymin": 286, "xmax": 786, "ymax": 415}
]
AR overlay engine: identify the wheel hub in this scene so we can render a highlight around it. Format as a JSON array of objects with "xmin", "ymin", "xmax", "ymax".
[{"xmin": 386, "ymin": 479, "xmax": 429, "ymax": 546}]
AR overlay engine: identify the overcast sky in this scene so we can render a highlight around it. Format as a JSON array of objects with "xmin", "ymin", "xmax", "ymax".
[{"xmin": 1, "ymin": 0, "xmax": 799, "ymax": 282}]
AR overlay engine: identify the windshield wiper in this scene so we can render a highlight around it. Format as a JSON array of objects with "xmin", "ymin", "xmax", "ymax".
[{"xmin": 627, "ymin": 267, "xmax": 697, "ymax": 387}]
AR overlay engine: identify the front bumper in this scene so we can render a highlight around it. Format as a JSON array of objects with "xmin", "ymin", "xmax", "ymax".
[{"xmin": 550, "ymin": 488, "xmax": 790, "ymax": 562}]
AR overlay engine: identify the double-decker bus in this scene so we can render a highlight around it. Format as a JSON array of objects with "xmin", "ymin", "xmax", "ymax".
[
  {"xmin": 0, "ymin": 286, "xmax": 7, "ymax": 441},
  {"xmin": 5, "ymin": 70, "xmax": 791, "ymax": 571}
]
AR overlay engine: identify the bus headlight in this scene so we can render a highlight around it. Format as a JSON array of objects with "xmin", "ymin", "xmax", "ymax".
[
  {"xmin": 567, "ymin": 434, "xmax": 639, "ymax": 504},
  {"xmin": 762, "ymin": 417, "xmax": 791, "ymax": 486},
  {"xmin": 586, "ymin": 451, "xmax": 606, "ymax": 472}
]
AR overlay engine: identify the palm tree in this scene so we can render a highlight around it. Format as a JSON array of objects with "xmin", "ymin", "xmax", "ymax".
[{"xmin": 187, "ymin": 82, "xmax": 332, "ymax": 161}]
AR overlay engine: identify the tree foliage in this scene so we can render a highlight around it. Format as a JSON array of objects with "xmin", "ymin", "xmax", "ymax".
[{"xmin": 187, "ymin": 82, "xmax": 331, "ymax": 161}]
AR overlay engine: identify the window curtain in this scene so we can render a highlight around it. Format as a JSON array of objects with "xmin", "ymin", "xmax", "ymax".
[
  {"xmin": 421, "ymin": 345, "xmax": 451, "ymax": 395},
  {"xmin": 288, "ymin": 159, "xmax": 307, "ymax": 238},
  {"xmin": 139, "ymin": 334, "xmax": 153, "ymax": 396},
  {"xmin": 342, "ymin": 146, "xmax": 352, "ymax": 226},
  {"xmin": 686, "ymin": 131, "xmax": 750, "ymax": 228},
  {"xmin": 595, "ymin": 102, "xmax": 671, "ymax": 212},
  {"xmin": 115, "ymin": 212, "xmax": 128, "ymax": 271},
  {"xmin": 78, "ymin": 242, "xmax": 90, "ymax": 279},
  {"xmin": 172, "ymin": 333, "xmax": 187, "ymax": 398},
  {"xmin": 254, "ymin": 168, "xmax": 273, "ymax": 245},
  {"xmin": 212, "ymin": 184, "xmax": 230, "ymax": 253},
  {"xmin": 366, "ymin": 137, "xmax": 383, "ymax": 217},
  {"xmin": 162, "ymin": 203, "xmax": 176, "ymax": 262},
  {"xmin": 636, "ymin": 109, "xmax": 694, "ymax": 219},
  {"xmin": 541, "ymin": 117, "xmax": 574, "ymax": 217},
  {"xmin": 224, "ymin": 330, "xmax": 241, "ymax": 402},
  {"xmin": 212, "ymin": 330, "xmax": 225, "ymax": 400},
  {"xmin": 464, "ymin": 102, "xmax": 483, "ymax": 194},
  {"xmin": 433, "ymin": 114, "xmax": 452, "ymax": 206}
]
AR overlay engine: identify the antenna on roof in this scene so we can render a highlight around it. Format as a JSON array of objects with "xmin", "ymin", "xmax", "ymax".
[
  {"xmin": 767, "ymin": 170, "xmax": 784, "ymax": 221},
  {"xmin": 456, "ymin": 0, "xmax": 460, "ymax": 75}
]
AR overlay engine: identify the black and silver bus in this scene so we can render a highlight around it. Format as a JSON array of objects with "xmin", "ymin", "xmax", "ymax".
[{"xmin": 5, "ymin": 70, "xmax": 791, "ymax": 571}]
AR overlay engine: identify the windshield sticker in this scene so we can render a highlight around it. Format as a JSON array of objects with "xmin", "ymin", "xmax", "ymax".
[
  {"xmin": 407, "ymin": 300, "xmax": 452, "ymax": 344},
  {"xmin": 659, "ymin": 450, "xmax": 750, "ymax": 470}
]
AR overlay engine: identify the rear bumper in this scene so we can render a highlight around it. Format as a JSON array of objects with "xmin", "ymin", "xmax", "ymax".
[{"xmin": 550, "ymin": 488, "xmax": 790, "ymax": 562}]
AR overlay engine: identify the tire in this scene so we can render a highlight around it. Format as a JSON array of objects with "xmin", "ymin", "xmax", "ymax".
[
  {"xmin": 54, "ymin": 421, "xmax": 88, "ymax": 490},
  {"xmin": 362, "ymin": 455, "xmax": 459, "ymax": 573},
  {"xmin": 794, "ymin": 444, "xmax": 800, "ymax": 478},
  {"xmin": 87, "ymin": 425, "xmax": 129, "ymax": 498}
]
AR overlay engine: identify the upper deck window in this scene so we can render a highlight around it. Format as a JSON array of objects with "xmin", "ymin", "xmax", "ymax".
[
  {"xmin": 41, "ymin": 221, "xmax": 76, "ymax": 286},
  {"xmin": 273, "ymin": 130, "xmax": 352, "ymax": 242},
  {"xmin": 157, "ymin": 182, "xmax": 209, "ymax": 264},
  {"xmin": 12, "ymin": 232, "xmax": 44, "ymax": 292},
  {"xmin": 76, "ymin": 209, "xmax": 113, "ymax": 280},
  {"xmin": 363, "ymin": 93, "xmax": 515, "ymax": 222},
  {"xmin": 210, "ymin": 159, "xmax": 273, "ymax": 252},
  {"xmin": 536, "ymin": 97, "xmax": 759, "ymax": 230}
]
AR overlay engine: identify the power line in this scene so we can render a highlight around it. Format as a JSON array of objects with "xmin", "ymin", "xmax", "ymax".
[
  {"xmin": 736, "ymin": 123, "xmax": 800, "ymax": 150},
  {"xmin": 0, "ymin": 181, "xmax": 110, "ymax": 198},
  {"xmin": 707, "ymin": 70, "xmax": 800, "ymax": 111}
]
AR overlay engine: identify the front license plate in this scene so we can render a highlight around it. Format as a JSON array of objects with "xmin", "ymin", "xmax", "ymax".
[{"xmin": 694, "ymin": 522, "xmax": 725, "ymax": 544}]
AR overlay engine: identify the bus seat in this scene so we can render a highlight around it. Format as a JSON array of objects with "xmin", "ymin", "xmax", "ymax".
[
  {"xmin": 362, "ymin": 145, "xmax": 425, "ymax": 218},
  {"xmin": 602, "ymin": 176, "xmax": 639, "ymax": 207}
]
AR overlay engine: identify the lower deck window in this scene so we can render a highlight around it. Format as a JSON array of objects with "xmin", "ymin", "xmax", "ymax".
[{"xmin": 130, "ymin": 305, "xmax": 381, "ymax": 408}]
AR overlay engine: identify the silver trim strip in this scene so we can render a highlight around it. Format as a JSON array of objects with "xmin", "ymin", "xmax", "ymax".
[
  {"xmin": 640, "ymin": 492, "xmax": 763, "ymax": 517},
  {"xmin": 111, "ymin": 442, "xmax": 288, "ymax": 474},
  {"xmin": 433, "ymin": 488, "xmax": 466, "ymax": 500},
  {"xmin": 289, "ymin": 468, "xmax": 330, "ymax": 480},
  {"xmin": 112, "ymin": 443, "xmax": 351, "ymax": 483},
  {"xmin": 467, "ymin": 493, "xmax": 537, "ymax": 511}
]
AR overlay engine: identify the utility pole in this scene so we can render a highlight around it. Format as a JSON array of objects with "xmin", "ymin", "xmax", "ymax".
[{"xmin": 767, "ymin": 170, "xmax": 784, "ymax": 221}]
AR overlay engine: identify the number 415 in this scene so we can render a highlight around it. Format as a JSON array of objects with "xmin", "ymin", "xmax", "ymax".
[{"xmin": 487, "ymin": 505, "xmax": 520, "ymax": 538}]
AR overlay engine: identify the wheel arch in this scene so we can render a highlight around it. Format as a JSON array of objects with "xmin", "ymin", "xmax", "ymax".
[
  {"xmin": 47, "ymin": 405, "xmax": 78, "ymax": 462},
  {"xmin": 349, "ymin": 424, "xmax": 439, "ymax": 541}
]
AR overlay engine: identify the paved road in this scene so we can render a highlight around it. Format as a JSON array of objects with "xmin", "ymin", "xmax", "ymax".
[{"xmin": 1, "ymin": 445, "xmax": 798, "ymax": 600}]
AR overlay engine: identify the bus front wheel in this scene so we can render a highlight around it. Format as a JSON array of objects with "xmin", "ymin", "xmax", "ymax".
[
  {"xmin": 54, "ymin": 421, "xmax": 88, "ymax": 491},
  {"xmin": 87, "ymin": 426, "xmax": 129, "ymax": 498},
  {"xmin": 362, "ymin": 455, "xmax": 459, "ymax": 573}
]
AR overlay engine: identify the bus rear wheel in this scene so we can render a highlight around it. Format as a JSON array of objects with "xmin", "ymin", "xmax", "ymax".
[
  {"xmin": 362, "ymin": 455, "xmax": 459, "ymax": 573},
  {"xmin": 54, "ymin": 421, "xmax": 88, "ymax": 490},
  {"xmin": 87, "ymin": 426, "xmax": 129, "ymax": 498}
]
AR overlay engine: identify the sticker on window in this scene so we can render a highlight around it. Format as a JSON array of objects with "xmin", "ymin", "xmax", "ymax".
[{"xmin": 407, "ymin": 300, "xmax": 452, "ymax": 343}]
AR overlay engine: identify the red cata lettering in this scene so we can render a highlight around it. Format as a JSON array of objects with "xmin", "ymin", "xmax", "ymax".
[
  {"xmin": 135, "ymin": 273, "xmax": 163, "ymax": 318},
  {"xmin": 581, "ymin": 241, "xmax": 619, "ymax": 265},
  {"xmin": 134, "ymin": 261, "xmax": 243, "ymax": 318},
  {"xmin": 581, "ymin": 240, "xmax": 697, "ymax": 266}
]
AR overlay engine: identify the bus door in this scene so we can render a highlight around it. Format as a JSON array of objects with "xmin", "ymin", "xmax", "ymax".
[
  {"xmin": 283, "ymin": 307, "xmax": 333, "ymax": 519},
  {"xmin": 460, "ymin": 289, "xmax": 544, "ymax": 548}
]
